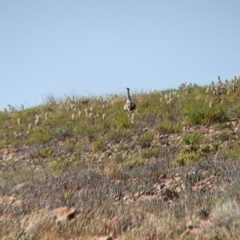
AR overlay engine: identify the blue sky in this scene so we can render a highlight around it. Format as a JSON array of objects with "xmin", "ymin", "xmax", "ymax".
[{"xmin": 1, "ymin": 1, "xmax": 240, "ymax": 109}]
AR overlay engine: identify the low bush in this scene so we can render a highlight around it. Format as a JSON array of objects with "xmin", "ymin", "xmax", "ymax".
[
  {"xmin": 156, "ymin": 121, "xmax": 181, "ymax": 134},
  {"xmin": 186, "ymin": 106, "xmax": 228, "ymax": 125}
]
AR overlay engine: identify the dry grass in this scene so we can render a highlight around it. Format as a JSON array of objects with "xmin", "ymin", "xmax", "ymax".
[{"xmin": 1, "ymin": 76, "xmax": 240, "ymax": 239}]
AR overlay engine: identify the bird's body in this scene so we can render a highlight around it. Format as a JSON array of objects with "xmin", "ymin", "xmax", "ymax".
[
  {"xmin": 124, "ymin": 101, "xmax": 136, "ymax": 112},
  {"xmin": 124, "ymin": 88, "xmax": 136, "ymax": 112}
]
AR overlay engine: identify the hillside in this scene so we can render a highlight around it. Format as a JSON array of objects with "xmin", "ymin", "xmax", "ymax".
[{"xmin": 1, "ymin": 76, "xmax": 240, "ymax": 240}]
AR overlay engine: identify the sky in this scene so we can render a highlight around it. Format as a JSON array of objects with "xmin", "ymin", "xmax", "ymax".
[{"xmin": 1, "ymin": 1, "xmax": 240, "ymax": 109}]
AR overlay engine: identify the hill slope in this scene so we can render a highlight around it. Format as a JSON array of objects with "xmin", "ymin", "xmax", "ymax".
[{"xmin": 1, "ymin": 77, "xmax": 240, "ymax": 239}]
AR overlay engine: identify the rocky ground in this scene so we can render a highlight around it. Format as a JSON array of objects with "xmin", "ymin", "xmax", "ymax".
[
  {"xmin": 1, "ymin": 81, "xmax": 240, "ymax": 239},
  {"xmin": 1, "ymin": 117, "xmax": 240, "ymax": 239}
]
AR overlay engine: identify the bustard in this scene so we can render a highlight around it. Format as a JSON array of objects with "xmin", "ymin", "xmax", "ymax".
[{"xmin": 124, "ymin": 87, "xmax": 136, "ymax": 112}]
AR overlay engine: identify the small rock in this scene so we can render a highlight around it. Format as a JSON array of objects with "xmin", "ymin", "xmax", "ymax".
[{"xmin": 52, "ymin": 206, "xmax": 76, "ymax": 222}]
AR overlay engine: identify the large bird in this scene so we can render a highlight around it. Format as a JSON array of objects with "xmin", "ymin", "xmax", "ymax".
[{"xmin": 124, "ymin": 87, "xmax": 136, "ymax": 112}]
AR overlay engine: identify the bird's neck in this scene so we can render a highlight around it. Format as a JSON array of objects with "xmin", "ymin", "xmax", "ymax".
[{"xmin": 126, "ymin": 90, "xmax": 132, "ymax": 102}]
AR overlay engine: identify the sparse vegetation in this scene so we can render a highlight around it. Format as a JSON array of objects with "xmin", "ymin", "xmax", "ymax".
[{"xmin": 1, "ymin": 76, "xmax": 240, "ymax": 239}]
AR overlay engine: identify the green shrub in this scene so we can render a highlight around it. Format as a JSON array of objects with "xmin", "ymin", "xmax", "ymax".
[
  {"xmin": 225, "ymin": 143, "xmax": 240, "ymax": 161},
  {"xmin": 173, "ymin": 139, "xmax": 219, "ymax": 166},
  {"xmin": 141, "ymin": 147, "xmax": 160, "ymax": 159},
  {"xmin": 200, "ymin": 143, "xmax": 219, "ymax": 154},
  {"xmin": 27, "ymin": 128, "xmax": 51, "ymax": 144},
  {"xmin": 106, "ymin": 129, "xmax": 131, "ymax": 144},
  {"xmin": 48, "ymin": 158, "xmax": 69, "ymax": 171},
  {"xmin": 64, "ymin": 187, "xmax": 76, "ymax": 200},
  {"xmin": 121, "ymin": 157, "xmax": 145, "ymax": 168},
  {"xmin": 139, "ymin": 131, "xmax": 154, "ymax": 142},
  {"xmin": 173, "ymin": 133, "xmax": 207, "ymax": 166},
  {"xmin": 214, "ymin": 122, "xmax": 227, "ymax": 130},
  {"xmin": 117, "ymin": 113, "xmax": 131, "ymax": 129},
  {"xmin": 74, "ymin": 149, "xmax": 82, "ymax": 161},
  {"xmin": 139, "ymin": 130, "xmax": 154, "ymax": 148},
  {"xmin": 92, "ymin": 137, "xmax": 105, "ymax": 152},
  {"xmin": 63, "ymin": 137, "xmax": 78, "ymax": 153},
  {"xmin": 181, "ymin": 132, "xmax": 202, "ymax": 145},
  {"xmin": 156, "ymin": 121, "xmax": 180, "ymax": 134},
  {"xmin": 38, "ymin": 147, "xmax": 54, "ymax": 158},
  {"xmin": 219, "ymin": 130, "xmax": 233, "ymax": 141},
  {"xmin": 172, "ymin": 148, "xmax": 202, "ymax": 166},
  {"xmin": 186, "ymin": 106, "xmax": 227, "ymax": 125}
]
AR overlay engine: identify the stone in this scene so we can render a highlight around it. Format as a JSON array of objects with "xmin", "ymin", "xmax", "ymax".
[{"xmin": 52, "ymin": 206, "xmax": 76, "ymax": 222}]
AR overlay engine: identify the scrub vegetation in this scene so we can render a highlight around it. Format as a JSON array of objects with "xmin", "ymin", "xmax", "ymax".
[{"xmin": 1, "ymin": 76, "xmax": 240, "ymax": 239}]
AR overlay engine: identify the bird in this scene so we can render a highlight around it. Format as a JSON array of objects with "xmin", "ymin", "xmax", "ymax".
[{"xmin": 124, "ymin": 87, "xmax": 136, "ymax": 112}]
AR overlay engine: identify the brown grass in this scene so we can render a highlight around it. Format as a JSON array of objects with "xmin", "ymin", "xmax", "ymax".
[{"xmin": 1, "ymin": 77, "xmax": 240, "ymax": 239}]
